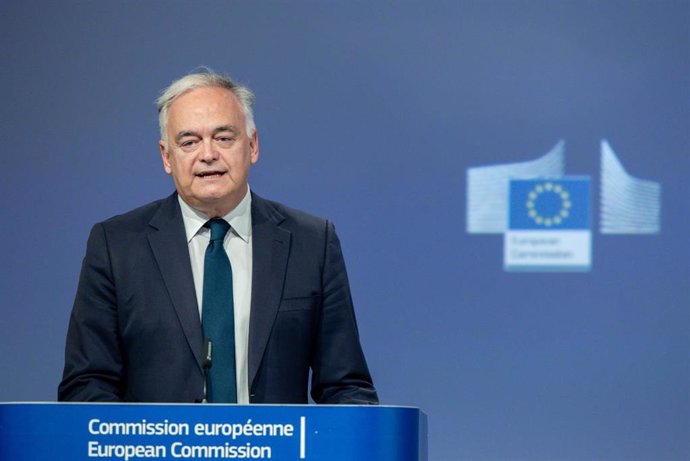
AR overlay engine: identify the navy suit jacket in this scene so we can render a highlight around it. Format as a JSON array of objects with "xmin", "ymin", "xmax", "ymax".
[{"xmin": 58, "ymin": 192, "xmax": 377, "ymax": 404}]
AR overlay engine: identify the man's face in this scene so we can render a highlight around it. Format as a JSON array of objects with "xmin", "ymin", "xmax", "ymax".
[{"xmin": 160, "ymin": 86, "xmax": 259, "ymax": 217}]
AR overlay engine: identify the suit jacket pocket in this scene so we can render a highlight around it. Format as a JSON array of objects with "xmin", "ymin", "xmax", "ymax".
[{"xmin": 279, "ymin": 296, "xmax": 320, "ymax": 312}]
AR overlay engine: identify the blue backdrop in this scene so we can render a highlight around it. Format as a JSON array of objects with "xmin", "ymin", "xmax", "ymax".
[{"xmin": 1, "ymin": 1, "xmax": 688, "ymax": 460}]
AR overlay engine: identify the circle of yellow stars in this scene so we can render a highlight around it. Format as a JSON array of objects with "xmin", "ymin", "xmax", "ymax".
[{"xmin": 526, "ymin": 182, "xmax": 571, "ymax": 227}]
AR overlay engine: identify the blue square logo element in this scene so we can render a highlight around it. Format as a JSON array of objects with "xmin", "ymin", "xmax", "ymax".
[{"xmin": 509, "ymin": 177, "xmax": 591, "ymax": 230}]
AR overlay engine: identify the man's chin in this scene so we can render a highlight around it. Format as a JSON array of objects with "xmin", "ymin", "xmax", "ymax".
[{"xmin": 192, "ymin": 186, "xmax": 231, "ymax": 203}]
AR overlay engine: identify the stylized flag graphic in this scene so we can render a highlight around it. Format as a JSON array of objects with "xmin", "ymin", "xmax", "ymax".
[
  {"xmin": 509, "ymin": 178, "xmax": 590, "ymax": 230},
  {"xmin": 600, "ymin": 140, "xmax": 661, "ymax": 234},
  {"xmin": 466, "ymin": 141, "xmax": 565, "ymax": 234},
  {"xmin": 505, "ymin": 177, "xmax": 592, "ymax": 271}
]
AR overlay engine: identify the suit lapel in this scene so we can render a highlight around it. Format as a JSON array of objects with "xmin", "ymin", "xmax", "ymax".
[
  {"xmin": 147, "ymin": 194, "xmax": 204, "ymax": 373},
  {"xmin": 248, "ymin": 195, "xmax": 291, "ymax": 389}
]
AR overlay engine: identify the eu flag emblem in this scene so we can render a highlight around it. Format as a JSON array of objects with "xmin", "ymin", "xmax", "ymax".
[
  {"xmin": 509, "ymin": 178, "xmax": 591, "ymax": 231},
  {"xmin": 505, "ymin": 177, "xmax": 592, "ymax": 271}
]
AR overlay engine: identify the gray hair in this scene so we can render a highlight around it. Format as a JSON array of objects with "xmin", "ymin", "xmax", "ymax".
[{"xmin": 156, "ymin": 70, "xmax": 256, "ymax": 149}]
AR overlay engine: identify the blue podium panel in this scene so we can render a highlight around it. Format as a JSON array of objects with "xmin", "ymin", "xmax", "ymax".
[{"xmin": 0, "ymin": 403, "xmax": 427, "ymax": 461}]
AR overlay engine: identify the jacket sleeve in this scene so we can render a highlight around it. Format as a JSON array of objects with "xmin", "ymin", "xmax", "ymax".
[
  {"xmin": 58, "ymin": 223, "xmax": 124, "ymax": 402},
  {"xmin": 310, "ymin": 221, "xmax": 379, "ymax": 404}
]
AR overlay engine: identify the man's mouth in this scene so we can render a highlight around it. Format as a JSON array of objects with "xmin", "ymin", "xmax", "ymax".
[{"xmin": 196, "ymin": 170, "xmax": 226, "ymax": 178}]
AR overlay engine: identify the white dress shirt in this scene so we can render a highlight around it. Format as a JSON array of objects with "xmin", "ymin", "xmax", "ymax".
[{"xmin": 178, "ymin": 190, "xmax": 253, "ymax": 404}]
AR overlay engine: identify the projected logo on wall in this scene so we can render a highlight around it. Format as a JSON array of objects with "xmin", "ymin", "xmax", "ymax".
[
  {"xmin": 466, "ymin": 140, "xmax": 661, "ymax": 272},
  {"xmin": 505, "ymin": 178, "xmax": 591, "ymax": 271}
]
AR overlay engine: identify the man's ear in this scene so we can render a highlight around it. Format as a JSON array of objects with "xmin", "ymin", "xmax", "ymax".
[
  {"xmin": 159, "ymin": 140, "xmax": 172, "ymax": 174},
  {"xmin": 250, "ymin": 130, "xmax": 260, "ymax": 164}
]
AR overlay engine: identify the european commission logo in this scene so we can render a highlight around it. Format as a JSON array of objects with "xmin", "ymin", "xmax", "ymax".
[
  {"xmin": 506, "ymin": 178, "xmax": 591, "ymax": 271},
  {"xmin": 466, "ymin": 140, "xmax": 661, "ymax": 272}
]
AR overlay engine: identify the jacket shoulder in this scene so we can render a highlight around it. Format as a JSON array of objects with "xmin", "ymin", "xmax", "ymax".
[
  {"xmin": 252, "ymin": 194, "xmax": 329, "ymax": 231},
  {"xmin": 98, "ymin": 194, "xmax": 176, "ymax": 232}
]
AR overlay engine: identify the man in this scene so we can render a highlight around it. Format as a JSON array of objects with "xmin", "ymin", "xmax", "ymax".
[{"xmin": 58, "ymin": 70, "xmax": 378, "ymax": 405}]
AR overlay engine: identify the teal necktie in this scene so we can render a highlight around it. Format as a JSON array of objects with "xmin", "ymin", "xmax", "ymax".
[{"xmin": 202, "ymin": 219, "xmax": 237, "ymax": 403}]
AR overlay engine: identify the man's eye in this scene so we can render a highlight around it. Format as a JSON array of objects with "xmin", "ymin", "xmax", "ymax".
[
  {"xmin": 216, "ymin": 136, "xmax": 235, "ymax": 145},
  {"xmin": 180, "ymin": 140, "xmax": 199, "ymax": 149}
]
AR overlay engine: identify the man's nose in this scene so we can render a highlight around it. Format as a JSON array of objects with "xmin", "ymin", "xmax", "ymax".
[{"xmin": 199, "ymin": 139, "xmax": 219, "ymax": 162}]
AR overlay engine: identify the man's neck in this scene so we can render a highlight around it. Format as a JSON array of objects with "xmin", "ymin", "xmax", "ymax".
[{"xmin": 178, "ymin": 188, "xmax": 251, "ymax": 220}]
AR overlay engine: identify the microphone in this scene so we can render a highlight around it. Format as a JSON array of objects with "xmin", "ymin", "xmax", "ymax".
[{"xmin": 202, "ymin": 339, "xmax": 213, "ymax": 403}]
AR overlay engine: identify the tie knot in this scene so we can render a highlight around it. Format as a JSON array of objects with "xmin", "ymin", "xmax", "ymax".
[{"xmin": 207, "ymin": 219, "xmax": 231, "ymax": 242}]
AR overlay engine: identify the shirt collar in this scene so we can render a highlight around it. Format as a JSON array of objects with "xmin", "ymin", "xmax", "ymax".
[{"xmin": 178, "ymin": 188, "xmax": 252, "ymax": 243}]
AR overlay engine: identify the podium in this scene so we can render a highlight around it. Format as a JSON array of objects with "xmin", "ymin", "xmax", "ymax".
[{"xmin": 0, "ymin": 403, "xmax": 427, "ymax": 460}]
